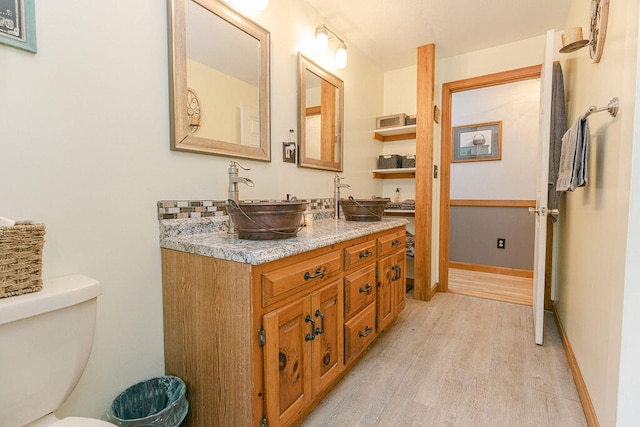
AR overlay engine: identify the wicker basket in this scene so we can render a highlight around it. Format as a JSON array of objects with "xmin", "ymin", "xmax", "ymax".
[{"xmin": 0, "ymin": 221, "xmax": 45, "ymax": 298}]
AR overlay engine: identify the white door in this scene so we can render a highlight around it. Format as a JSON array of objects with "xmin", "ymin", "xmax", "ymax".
[{"xmin": 532, "ymin": 29, "xmax": 555, "ymax": 345}]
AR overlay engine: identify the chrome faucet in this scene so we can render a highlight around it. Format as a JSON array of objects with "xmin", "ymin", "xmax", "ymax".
[
  {"xmin": 228, "ymin": 160, "xmax": 254, "ymax": 233},
  {"xmin": 333, "ymin": 173, "xmax": 351, "ymax": 219}
]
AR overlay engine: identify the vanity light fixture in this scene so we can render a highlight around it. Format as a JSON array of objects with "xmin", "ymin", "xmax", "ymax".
[
  {"xmin": 315, "ymin": 24, "xmax": 348, "ymax": 69},
  {"xmin": 335, "ymin": 42, "xmax": 348, "ymax": 69},
  {"xmin": 315, "ymin": 25, "xmax": 329, "ymax": 51}
]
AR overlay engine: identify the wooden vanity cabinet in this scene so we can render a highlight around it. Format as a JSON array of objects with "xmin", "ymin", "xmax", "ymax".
[
  {"xmin": 161, "ymin": 226, "xmax": 406, "ymax": 427},
  {"xmin": 377, "ymin": 230, "xmax": 406, "ymax": 332},
  {"xmin": 262, "ymin": 277, "xmax": 343, "ymax": 426}
]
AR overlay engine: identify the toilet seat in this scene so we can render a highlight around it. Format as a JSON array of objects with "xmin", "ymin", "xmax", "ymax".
[{"xmin": 52, "ymin": 417, "xmax": 114, "ymax": 426}]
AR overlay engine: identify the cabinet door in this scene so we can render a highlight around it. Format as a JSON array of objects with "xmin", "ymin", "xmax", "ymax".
[
  {"xmin": 392, "ymin": 250, "xmax": 406, "ymax": 316},
  {"xmin": 377, "ymin": 254, "xmax": 394, "ymax": 331},
  {"xmin": 263, "ymin": 298, "xmax": 313, "ymax": 426},
  {"xmin": 310, "ymin": 279, "xmax": 343, "ymax": 395}
]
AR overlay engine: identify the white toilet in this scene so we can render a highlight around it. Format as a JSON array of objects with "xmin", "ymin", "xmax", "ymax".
[{"xmin": 0, "ymin": 274, "xmax": 113, "ymax": 426}]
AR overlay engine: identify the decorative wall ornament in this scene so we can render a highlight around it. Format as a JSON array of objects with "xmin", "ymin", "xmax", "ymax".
[
  {"xmin": 187, "ymin": 89, "xmax": 201, "ymax": 134},
  {"xmin": 589, "ymin": 0, "xmax": 610, "ymax": 63}
]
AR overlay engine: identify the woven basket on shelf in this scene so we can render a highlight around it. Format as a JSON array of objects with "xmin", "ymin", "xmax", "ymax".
[{"xmin": 0, "ymin": 221, "xmax": 46, "ymax": 298}]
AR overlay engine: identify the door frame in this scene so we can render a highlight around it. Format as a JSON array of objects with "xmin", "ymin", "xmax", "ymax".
[{"xmin": 438, "ymin": 65, "xmax": 542, "ymax": 292}]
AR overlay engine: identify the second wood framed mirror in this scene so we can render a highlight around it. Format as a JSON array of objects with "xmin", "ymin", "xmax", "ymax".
[{"xmin": 297, "ymin": 53, "xmax": 344, "ymax": 171}]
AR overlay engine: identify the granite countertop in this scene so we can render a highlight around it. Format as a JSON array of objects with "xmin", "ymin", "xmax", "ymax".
[{"xmin": 159, "ymin": 216, "xmax": 408, "ymax": 265}]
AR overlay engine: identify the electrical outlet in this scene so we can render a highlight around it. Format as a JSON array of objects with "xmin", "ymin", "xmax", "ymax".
[{"xmin": 497, "ymin": 238, "xmax": 506, "ymax": 249}]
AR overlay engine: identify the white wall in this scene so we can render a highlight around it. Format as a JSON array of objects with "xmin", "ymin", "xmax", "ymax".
[
  {"xmin": 555, "ymin": 0, "xmax": 640, "ymax": 425},
  {"xmin": 382, "ymin": 66, "xmax": 418, "ymax": 234},
  {"xmin": 0, "ymin": 0, "xmax": 383, "ymax": 419},
  {"xmin": 450, "ymin": 79, "xmax": 540, "ymax": 200},
  {"xmin": 617, "ymin": 16, "xmax": 640, "ymax": 423}
]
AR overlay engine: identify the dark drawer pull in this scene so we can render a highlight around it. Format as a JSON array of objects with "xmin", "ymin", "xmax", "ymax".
[
  {"xmin": 359, "ymin": 284, "xmax": 373, "ymax": 294},
  {"xmin": 391, "ymin": 239, "xmax": 402, "ymax": 247},
  {"xmin": 359, "ymin": 250, "xmax": 373, "ymax": 258},
  {"xmin": 358, "ymin": 326, "xmax": 373, "ymax": 338},
  {"xmin": 391, "ymin": 265, "xmax": 402, "ymax": 282},
  {"xmin": 305, "ymin": 314, "xmax": 316, "ymax": 341},
  {"xmin": 304, "ymin": 267, "xmax": 326, "ymax": 280},
  {"xmin": 314, "ymin": 309, "xmax": 325, "ymax": 335}
]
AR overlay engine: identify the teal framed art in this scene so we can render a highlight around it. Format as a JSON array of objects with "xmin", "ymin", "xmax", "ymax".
[{"xmin": 0, "ymin": 0, "xmax": 37, "ymax": 53}]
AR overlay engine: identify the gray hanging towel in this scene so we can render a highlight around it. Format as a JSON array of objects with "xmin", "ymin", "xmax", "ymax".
[
  {"xmin": 557, "ymin": 114, "xmax": 590, "ymax": 192},
  {"xmin": 548, "ymin": 63, "xmax": 567, "ymax": 222}
]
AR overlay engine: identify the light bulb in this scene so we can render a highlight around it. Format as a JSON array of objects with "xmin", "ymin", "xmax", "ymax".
[
  {"xmin": 253, "ymin": 0, "xmax": 268, "ymax": 10},
  {"xmin": 335, "ymin": 42, "xmax": 348, "ymax": 68},
  {"xmin": 315, "ymin": 26, "xmax": 329, "ymax": 51}
]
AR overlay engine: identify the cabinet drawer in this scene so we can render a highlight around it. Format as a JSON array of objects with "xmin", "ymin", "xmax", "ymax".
[
  {"xmin": 344, "ymin": 302, "xmax": 377, "ymax": 365},
  {"xmin": 344, "ymin": 240, "xmax": 376, "ymax": 271},
  {"xmin": 262, "ymin": 251, "xmax": 342, "ymax": 307},
  {"xmin": 344, "ymin": 264, "xmax": 376, "ymax": 320},
  {"xmin": 377, "ymin": 229, "xmax": 405, "ymax": 256}
]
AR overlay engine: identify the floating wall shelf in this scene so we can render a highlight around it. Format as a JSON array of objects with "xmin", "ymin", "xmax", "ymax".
[
  {"xmin": 384, "ymin": 209, "xmax": 415, "ymax": 217},
  {"xmin": 371, "ymin": 167, "xmax": 416, "ymax": 179},
  {"xmin": 373, "ymin": 124, "xmax": 417, "ymax": 142}
]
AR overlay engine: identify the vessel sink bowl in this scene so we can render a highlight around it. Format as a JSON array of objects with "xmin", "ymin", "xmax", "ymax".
[
  {"xmin": 339, "ymin": 197, "xmax": 390, "ymax": 221},
  {"xmin": 225, "ymin": 200, "xmax": 308, "ymax": 240}
]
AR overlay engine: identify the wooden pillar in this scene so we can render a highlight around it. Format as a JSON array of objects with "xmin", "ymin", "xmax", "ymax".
[{"xmin": 414, "ymin": 44, "xmax": 435, "ymax": 301}]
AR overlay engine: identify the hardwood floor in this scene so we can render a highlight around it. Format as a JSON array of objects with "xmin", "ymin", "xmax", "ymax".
[
  {"xmin": 300, "ymin": 292, "xmax": 586, "ymax": 426},
  {"xmin": 447, "ymin": 268, "xmax": 533, "ymax": 306}
]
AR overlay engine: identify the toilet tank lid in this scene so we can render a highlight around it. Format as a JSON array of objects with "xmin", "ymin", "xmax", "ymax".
[{"xmin": 0, "ymin": 274, "xmax": 101, "ymax": 325}]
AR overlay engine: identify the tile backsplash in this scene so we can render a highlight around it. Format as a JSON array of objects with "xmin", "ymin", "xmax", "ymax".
[{"xmin": 157, "ymin": 199, "xmax": 334, "ymax": 220}]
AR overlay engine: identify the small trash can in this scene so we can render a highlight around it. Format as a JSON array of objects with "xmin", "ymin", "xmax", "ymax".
[{"xmin": 105, "ymin": 376, "xmax": 188, "ymax": 427}]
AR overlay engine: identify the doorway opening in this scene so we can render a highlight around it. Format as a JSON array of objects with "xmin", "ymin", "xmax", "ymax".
[{"xmin": 439, "ymin": 65, "xmax": 542, "ymax": 305}]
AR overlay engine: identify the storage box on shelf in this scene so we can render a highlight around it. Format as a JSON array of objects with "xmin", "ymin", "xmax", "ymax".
[
  {"xmin": 376, "ymin": 113, "xmax": 407, "ymax": 130},
  {"xmin": 377, "ymin": 154, "xmax": 402, "ymax": 169},
  {"xmin": 401, "ymin": 155, "xmax": 416, "ymax": 168}
]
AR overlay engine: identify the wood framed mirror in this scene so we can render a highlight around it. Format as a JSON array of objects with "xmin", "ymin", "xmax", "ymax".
[
  {"xmin": 297, "ymin": 53, "xmax": 344, "ymax": 171},
  {"xmin": 168, "ymin": 0, "xmax": 271, "ymax": 161}
]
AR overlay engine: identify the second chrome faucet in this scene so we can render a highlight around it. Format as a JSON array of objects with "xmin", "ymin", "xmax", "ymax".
[{"xmin": 333, "ymin": 173, "xmax": 351, "ymax": 219}]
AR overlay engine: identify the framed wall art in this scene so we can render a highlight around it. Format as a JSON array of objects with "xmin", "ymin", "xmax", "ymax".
[
  {"xmin": 0, "ymin": 0, "xmax": 36, "ymax": 53},
  {"xmin": 452, "ymin": 121, "xmax": 502, "ymax": 163}
]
